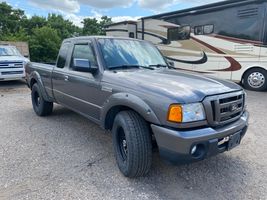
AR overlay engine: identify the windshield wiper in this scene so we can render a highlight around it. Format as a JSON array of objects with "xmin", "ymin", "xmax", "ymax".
[
  {"xmin": 149, "ymin": 64, "xmax": 168, "ymax": 68},
  {"xmin": 108, "ymin": 65, "xmax": 154, "ymax": 70}
]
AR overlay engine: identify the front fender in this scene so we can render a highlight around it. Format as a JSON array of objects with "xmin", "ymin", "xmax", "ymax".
[
  {"xmin": 29, "ymin": 71, "xmax": 53, "ymax": 102},
  {"xmin": 100, "ymin": 93, "xmax": 161, "ymax": 128}
]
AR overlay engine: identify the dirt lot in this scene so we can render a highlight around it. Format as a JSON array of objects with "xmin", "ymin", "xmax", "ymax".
[{"xmin": 0, "ymin": 81, "xmax": 266, "ymax": 200}]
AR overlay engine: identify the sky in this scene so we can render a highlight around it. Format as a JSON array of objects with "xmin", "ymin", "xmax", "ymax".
[{"xmin": 2, "ymin": 0, "xmax": 220, "ymax": 27}]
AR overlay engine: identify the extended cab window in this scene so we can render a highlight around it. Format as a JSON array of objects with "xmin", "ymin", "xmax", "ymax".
[
  {"xmin": 57, "ymin": 42, "xmax": 70, "ymax": 68},
  {"xmin": 71, "ymin": 44, "xmax": 97, "ymax": 68}
]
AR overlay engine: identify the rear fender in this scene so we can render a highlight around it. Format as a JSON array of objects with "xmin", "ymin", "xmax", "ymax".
[{"xmin": 29, "ymin": 71, "xmax": 53, "ymax": 102}]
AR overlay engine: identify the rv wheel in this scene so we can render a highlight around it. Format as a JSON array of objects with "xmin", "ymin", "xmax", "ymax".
[{"xmin": 243, "ymin": 68, "xmax": 267, "ymax": 91}]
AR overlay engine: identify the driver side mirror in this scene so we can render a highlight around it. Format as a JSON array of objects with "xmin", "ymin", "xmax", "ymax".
[{"xmin": 73, "ymin": 58, "xmax": 98, "ymax": 73}]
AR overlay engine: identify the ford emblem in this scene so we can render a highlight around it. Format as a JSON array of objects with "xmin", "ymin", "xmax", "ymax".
[{"xmin": 230, "ymin": 104, "xmax": 239, "ymax": 112}]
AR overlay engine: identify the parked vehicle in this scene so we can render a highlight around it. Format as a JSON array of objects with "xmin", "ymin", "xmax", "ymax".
[
  {"xmin": 25, "ymin": 36, "xmax": 249, "ymax": 178},
  {"xmin": 0, "ymin": 45, "xmax": 29, "ymax": 81},
  {"xmin": 0, "ymin": 41, "xmax": 30, "ymax": 58},
  {"xmin": 105, "ymin": 0, "xmax": 267, "ymax": 91}
]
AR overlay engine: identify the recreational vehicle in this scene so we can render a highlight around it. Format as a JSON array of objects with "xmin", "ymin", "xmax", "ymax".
[{"xmin": 105, "ymin": 0, "xmax": 267, "ymax": 91}]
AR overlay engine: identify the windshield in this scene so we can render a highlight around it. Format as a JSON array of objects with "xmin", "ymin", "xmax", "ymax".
[
  {"xmin": 98, "ymin": 38, "xmax": 167, "ymax": 69},
  {"xmin": 0, "ymin": 46, "xmax": 21, "ymax": 56}
]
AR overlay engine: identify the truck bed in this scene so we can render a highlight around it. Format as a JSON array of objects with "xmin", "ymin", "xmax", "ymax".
[{"xmin": 27, "ymin": 62, "xmax": 55, "ymax": 99}]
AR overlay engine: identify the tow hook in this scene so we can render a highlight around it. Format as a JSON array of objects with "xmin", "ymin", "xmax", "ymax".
[{"xmin": 218, "ymin": 136, "xmax": 230, "ymax": 146}]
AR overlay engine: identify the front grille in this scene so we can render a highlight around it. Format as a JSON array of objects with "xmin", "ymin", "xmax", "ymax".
[
  {"xmin": 203, "ymin": 91, "xmax": 245, "ymax": 127},
  {"xmin": 1, "ymin": 71, "xmax": 23, "ymax": 75},
  {"xmin": 0, "ymin": 61, "xmax": 24, "ymax": 68}
]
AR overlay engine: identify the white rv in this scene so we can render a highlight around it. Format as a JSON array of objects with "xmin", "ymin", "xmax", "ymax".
[{"xmin": 105, "ymin": 0, "xmax": 267, "ymax": 91}]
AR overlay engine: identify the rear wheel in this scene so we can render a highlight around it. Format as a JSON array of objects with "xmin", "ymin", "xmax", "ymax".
[
  {"xmin": 31, "ymin": 83, "xmax": 53, "ymax": 116},
  {"xmin": 243, "ymin": 68, "xmax": 267, "ymax": 91},
  {"xmin": 112, "ymin": 111, "xmax": 152, "ymax": 178}
]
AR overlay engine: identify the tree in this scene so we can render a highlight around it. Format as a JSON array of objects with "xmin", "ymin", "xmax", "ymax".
[
  {"xmin": 23, "ymin": 15, "xmax": 47, "ymax": 35},
  {"xmin": 0, "ymin": 1, "xmax": 113, "ymax": 62},
  {"xmin": 0, "ymin": 2, "xmax": 26, "ymax": 39},
  {"xmin": 47, "ymin": 14, "xmax": 81, "ymax": 40},
  {"xmin": 82, "ymin": 18, "xmax": 100, "ymax": 35},
  {"xmin": 82, "ymin": 16, "xmax": 112, "ymax": 36},
  {"xmin": 2, "ymin": 29, "xmax": 29, "ymax": 41},
  {"xmin": 29, "ymin": 26, "xmax": 61, "ymax": 63},
  {"xmin": 99, "ymin": 16, "xmax": 112, "ymax": 35}
]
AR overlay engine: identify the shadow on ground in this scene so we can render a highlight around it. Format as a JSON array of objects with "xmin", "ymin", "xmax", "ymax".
[{"xmin": 39, "ymin": 106, "xmax": 253, "ymax": 200}]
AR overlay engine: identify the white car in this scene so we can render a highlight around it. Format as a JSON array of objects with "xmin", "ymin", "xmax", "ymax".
[{"xmin": 0, "ymin": 45, "xmax": 29, "ymax": 81}]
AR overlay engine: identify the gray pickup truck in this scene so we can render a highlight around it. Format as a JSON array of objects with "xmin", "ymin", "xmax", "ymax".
[{"xmin": 25, "ymin": 36, "xmax": 249, "ymax": 178}]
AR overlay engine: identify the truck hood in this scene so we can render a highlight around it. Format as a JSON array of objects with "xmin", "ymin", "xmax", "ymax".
[
  {"xmin": 0, "ymin": 56, "xmax": 29, "ymax": 63},
  {"xmin": 104, "ymin": 68, "xmax": 242, "ymax": 103}
]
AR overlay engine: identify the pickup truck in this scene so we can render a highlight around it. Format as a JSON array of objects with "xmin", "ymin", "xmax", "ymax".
[
  {"xmin": 0, "ymin": 45, "xmax": 29, "ymax": 81},
  {"xmin": 25, "ymin": 36, "xmax": 249, "ymax": 178}
]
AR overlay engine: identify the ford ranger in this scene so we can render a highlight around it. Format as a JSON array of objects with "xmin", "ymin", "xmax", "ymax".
[
  {"xmin": 25, "ymin": 36, "xmax": 249, "ymax": 178},
  {"xmin": 0, "ymin": 45, "xmax": 29, "ymax": 81}
]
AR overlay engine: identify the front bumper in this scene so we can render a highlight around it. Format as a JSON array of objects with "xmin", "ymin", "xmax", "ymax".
[
  {"xmin": 0, "ymin": 69, "xmax": 25, "ymax": 81},
  {"xmin": 151, "ymin": 111, "xmax": 249, "ymax": 164}
]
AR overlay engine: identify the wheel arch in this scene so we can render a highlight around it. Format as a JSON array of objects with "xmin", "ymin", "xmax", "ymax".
[
  {"xmin": 101, "ymin": 93, "xmax": 160, "ymax": 130},
  {"xmin": 29, "ymin": 71, "xmax": 53, "ymax": 102},
  {"xmin": 30, "ymin": 77, "xmax": 37, "ymax": 89}
]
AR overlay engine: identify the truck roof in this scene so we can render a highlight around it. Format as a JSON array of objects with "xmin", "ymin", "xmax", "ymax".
[{"xmin": 63, "ymin": 36, "xmax": 144, "ymax": 43}]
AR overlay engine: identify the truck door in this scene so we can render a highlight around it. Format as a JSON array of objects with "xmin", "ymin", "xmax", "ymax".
[
  {"xmin": 52, "ymin": 41, "xmax": 72, "ymax": 104},
  {"xmin": 54, "ymin": 41, "xmax": 102, "ymax": 121}
]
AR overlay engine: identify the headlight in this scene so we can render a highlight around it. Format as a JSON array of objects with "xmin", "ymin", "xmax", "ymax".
[{"xmin": 167, "ymin": 103, "xmax": 206, "ymax": 123}]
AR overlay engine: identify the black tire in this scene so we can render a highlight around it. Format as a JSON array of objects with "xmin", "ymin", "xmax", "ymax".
[
  {"xmin": 112, "ymin": 111, "xmax": 152, "ymax": 178},
  {"xmin": 31, "ymin": 83, "xmax": 53, "ymax": 116},
  {"xmin": 243, "ymin": 68, "xmax": 267, "ymax": 91}
]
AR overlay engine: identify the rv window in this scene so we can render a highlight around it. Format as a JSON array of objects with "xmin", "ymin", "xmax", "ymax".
[
  {"xmin": 203, "ymin": 25, "xmax": 214, "ymax": 34},
  {"xmin": 194, "ymin": 25, "xmax": 214, "ymax": 35},
  {"xmin": 129, "ymin": 32, "xmax": 135, "ymax": 38},
  {"xmin": 194, "ymin": 26, "xmax": 203, "ymax": 35},
  {"xmin": 168, "ymin": 26, "xmax": 191, "ymax": 41}
]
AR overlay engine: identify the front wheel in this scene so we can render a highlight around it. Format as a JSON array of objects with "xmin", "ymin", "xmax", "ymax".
[
  {"xmin": 31, "ymin": 83, "xmax": 53, "ymax": 116},
  {"xmin": 243, "ymin": 68, "xmax": 267, "ymax": 91},
  {"xmin": 112, "ymin": 111, "xmax": 152, "ymax": 178}
]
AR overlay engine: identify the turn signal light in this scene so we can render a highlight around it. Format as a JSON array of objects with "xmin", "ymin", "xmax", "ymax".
[{"xmin": 167, "ymin": 105, "xmax": 183, "ymax": 123}]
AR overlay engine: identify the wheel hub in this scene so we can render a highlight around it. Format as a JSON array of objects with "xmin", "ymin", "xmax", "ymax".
[
  {"xmin": 248, "ymin": 72, "xmax": 265, "ymax": 88},
  {"xmin": 117, "ymin": 127, "xmax": 128, "ymax": 161},
  {"xmin": 122, "ymin": 139, "xmax": 127, "ymax": 154},
  {"xmin": 34, "ymin": 92, "xmax": 41, "ymax": 106}
]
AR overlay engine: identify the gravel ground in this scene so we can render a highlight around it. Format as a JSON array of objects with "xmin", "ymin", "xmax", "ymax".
[{"xmin": 0, "ymin": 80, "xmax": 266, "ymax": 200}]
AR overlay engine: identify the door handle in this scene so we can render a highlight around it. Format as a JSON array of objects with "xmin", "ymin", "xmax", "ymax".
[{"xmin": 64, "ymin": 75, "xmax": 69, "ymax": 81}]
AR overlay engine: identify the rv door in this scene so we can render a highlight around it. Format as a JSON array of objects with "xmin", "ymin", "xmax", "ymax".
[{"xmin": 167, "ymin": 25, "xmax": 191, "ymax": 41}]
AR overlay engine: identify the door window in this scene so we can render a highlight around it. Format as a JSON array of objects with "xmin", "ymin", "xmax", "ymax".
[{"xmin": 71, "ymin": 44, "xmax": 97, "ymax": 68}]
